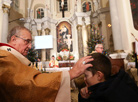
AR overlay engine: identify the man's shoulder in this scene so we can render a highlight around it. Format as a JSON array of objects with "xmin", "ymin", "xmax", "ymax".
[
  {"xmin": 0, "ymin": 43, "xmax": 15, "ymax": 49},
  {"xmin": 0, "ymin": 49, "xmax": 11, "ymax": 57}
]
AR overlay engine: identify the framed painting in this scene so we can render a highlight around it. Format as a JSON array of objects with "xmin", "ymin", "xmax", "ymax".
[
  {"xmin": 82, "ymin": 1, "xmax": 91, "ymax": 12},
  {"xmin": 56, "ymin": 21, "xmax": 73, "ymax": 52}
]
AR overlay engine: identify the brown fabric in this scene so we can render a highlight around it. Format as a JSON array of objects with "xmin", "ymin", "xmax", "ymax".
[
  {"xmin": 0, "ymin": 50, "xmax": 61, "ymax": 102},
  {"xmin": 0, "ymin": 44, "xmax": 31, "ymax": 65}
]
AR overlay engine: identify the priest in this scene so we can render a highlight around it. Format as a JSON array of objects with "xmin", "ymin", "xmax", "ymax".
[{"xmin": 0, "ymin": 26, "xmax": 93, "ymax": 102}]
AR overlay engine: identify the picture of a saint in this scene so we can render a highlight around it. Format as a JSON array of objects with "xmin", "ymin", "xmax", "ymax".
[
  {"xmin": 82, "ymin": 1, "xmax": 91, "ymax": 12},
  {"xmin": 59, "ymin": 25, "xmax": 68, "ymax": 42},
  {"xmin": 57, "ymin": 21, "xmax": 73, "ymax": 52}
]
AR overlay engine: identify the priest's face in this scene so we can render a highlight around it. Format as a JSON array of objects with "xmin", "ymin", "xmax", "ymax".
[
  {"xmin": 95, "ymin": 45, "xmax": 103, "ymax": 53},
  {"xmin": 14, "ymin": 29, "xmax": 32, "ymax": 56}
]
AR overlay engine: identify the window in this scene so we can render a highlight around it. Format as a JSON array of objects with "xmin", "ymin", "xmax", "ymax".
[
  {"xmin": 59, "ymin": 0, "xmax": 68, "ymax": 11},
  {"xmin": 82, "ymin": 1, "xmax": 91, "ymax": 12},
  {"xmin": 36, "ymin": 8, "xmax": 44, "ymax": 19},
  {"xmin": 130, "ymin": 0, "xmax": 138, "ymax": 30}
]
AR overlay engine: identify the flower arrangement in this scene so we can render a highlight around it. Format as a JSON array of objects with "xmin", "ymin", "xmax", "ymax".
[
  {"xmin": 61, "ymin": 48, "xmax": 69, "ymax": 52},
  {"xmin": 56, "ymin": 54, "xmax": 75, "ymax": 61},
  {"xmin": 126, "ymin": 52, "xmax": 135, "ymax": 62},
  {"xmin": 68, "ymin": 54, "xmax": 75, "ymax": 60},
  {"xmin": 56, "ymin": 55, "xmax": 63, "ymax": 61}
]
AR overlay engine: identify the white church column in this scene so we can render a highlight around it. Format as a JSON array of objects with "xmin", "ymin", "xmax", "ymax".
[
  {"xmin": 24, "ymin": 19, "xmax": 31, "ymax": 30},
  {"xmin": 36, "ymin": 20, "xmax": 47, "ymax": 61},
  {"xmin": 41, "ymin": 30, "xmax": 46, "ymax": 61},
  {"xmin": 27, "ymin": 0, "xmax": 32, "ymax": 18},
  {"xmin": 97, "ymin": 0, "xmax": 101, "ymax": 9},
  {"xmin": 31, "ymin": 25, "xmax": 37, "ymax": 36},
  {"xmin": 44, "ymin": 28, "xmax": 51, "ymax": 61},
  {"xmin": 82, "ymin": 24, "xmax": 88, "ymax": 56},
  {"xmin": 77, "ymin": 0, "xmax": 81, "ymax": 12},
  {"xmin": 1, "ymin": 2, "xmax": 11, "ymax": 43},
  {"xmin": 85, "ymin": 15, "xmax": 91, "ymax": 39},
  {"xmin": 93, "ymin": 0, "xmax": 99, "ymax": 12},
  {"xmin": 77, "ymin": 24, "xmax": 84, "ymax": 58},
  {"xmin": 0, "ymin": 2, "xmax": 3, "ymax": 42},
  {"xmin": 109, "ymin": 0, "xmax": 123, "ymax": 51},
  {"xmin": 36, "ymin": 20, "xmax": 42, "ymax": 36},
  {"xmin": 75, "ymin": 13, "xmax": 84, "ymax": 58},
  {"xmin": 85, "ymin": 16, "xmax": 91, "ymax": 55},
  {"xmin": 42, "ymin": 17, "xmax": 52, "ymax": 61},
  {"xmin": 45, "ymin": 6, "xmax": 48, "ymax": 17}
]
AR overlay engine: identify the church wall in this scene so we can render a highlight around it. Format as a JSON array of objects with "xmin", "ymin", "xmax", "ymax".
[
  {"xmin": 18, "ymin": 0, "xmax": 26, "ymax": 17},
  {"xmin": 50, "ymin": 24, "xmax": 57, "ymax": 58},
  {"xmin": 8, "ymin": 8, "xmax": 24, "ymax": 32}
]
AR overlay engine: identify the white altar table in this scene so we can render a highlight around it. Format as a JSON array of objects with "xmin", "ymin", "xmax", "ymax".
[{"xmin": 38, "ymin": 67, "xmax": 72, "ymax": 73}]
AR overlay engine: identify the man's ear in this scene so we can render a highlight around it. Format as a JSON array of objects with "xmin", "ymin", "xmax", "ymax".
[
  {"xmin": 10, "ymin": 35, "xmax": 16, "ymax": 42},
  {"xmin": 96, "ymin": 71, "xmax": 105, "ymax": 81}
]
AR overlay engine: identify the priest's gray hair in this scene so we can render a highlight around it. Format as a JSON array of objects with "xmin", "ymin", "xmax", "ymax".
[{"xmin": 7, "ymin": 26, "xmax": 31, "ymax": 43}]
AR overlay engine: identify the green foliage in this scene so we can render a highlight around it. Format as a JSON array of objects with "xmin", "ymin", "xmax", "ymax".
[
  {"xmin": 87, "ymin": 24, "xmax": 109, "ymax": 56},
  {"xmin": 26, "ymin": 45, "xmax": 37, "ymax": 62},
  {"xmin": 126, "ymin": 52, "xmax": 135, "ymax": 62},
  {"xmin": 87, "ymin": 24, "xmax": 104, "ymax": 53}
]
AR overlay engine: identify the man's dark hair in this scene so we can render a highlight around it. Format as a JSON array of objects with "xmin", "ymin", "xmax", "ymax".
[{"xmin": 87, "ymin": 53, "xmax": 111, "ymax": 80}]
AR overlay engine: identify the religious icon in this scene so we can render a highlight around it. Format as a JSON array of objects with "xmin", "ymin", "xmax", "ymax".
[
  {"xmin": 82, "ymin": 1, "xmax": 91, "ymax": 12},
  {"xmin": 57, "ymin": 21, "xmax": 73, "ymax": 52}
]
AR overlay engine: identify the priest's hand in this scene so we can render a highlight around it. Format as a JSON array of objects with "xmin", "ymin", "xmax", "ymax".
[{"xmin": 69, "ymin": 56, "xmax": 93, "ymax": 80}]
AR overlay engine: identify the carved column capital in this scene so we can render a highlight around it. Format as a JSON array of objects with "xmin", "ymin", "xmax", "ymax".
[
  {"xmin": 86, "ymin": 24, "xmax": 92, "ymax": 29},
  {"xmin": 2, "ymin": 4, "xmax": 10, "ymax": 13},
  {"xmin": 37, "ymin": 30, "xmax": 42, "ymax": 36},
  {"xmin": 44, "ymin": 28, "xmax": 50, "ymax": 35},
  {"xmin": 76, "ymin": 25, "xmax": 82, "ymax": 30}
]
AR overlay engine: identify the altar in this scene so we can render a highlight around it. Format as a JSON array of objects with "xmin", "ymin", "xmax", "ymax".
[
  {"xmin": 58, "ymin": 60, "xmax": 76, "ymax": 67},
  {"xmin": 38, "ymin": 60, "xmax": 76, "ymax": 68},
  {"xmin": 39, "ymin": 67, "xmax": 72, "ymax": 73}
]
